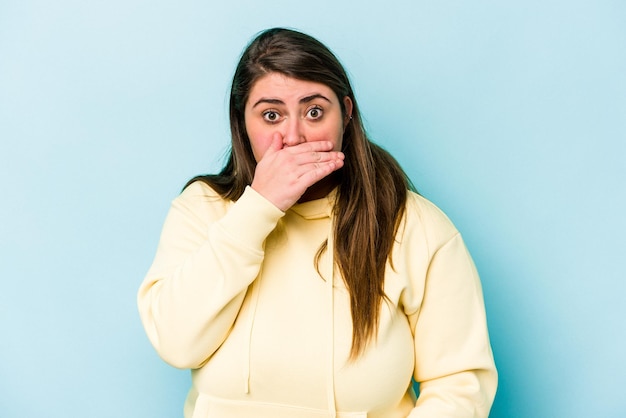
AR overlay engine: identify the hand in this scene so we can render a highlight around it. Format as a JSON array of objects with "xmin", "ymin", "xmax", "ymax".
[{"xmin": 251, "ymin": 133, "xmax": 345, "ymax": 211}]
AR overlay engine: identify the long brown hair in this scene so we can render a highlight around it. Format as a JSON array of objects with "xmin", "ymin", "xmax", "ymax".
[{"xmin": 187, "ymin": 28, "xmax": 414, "ymax": 358}]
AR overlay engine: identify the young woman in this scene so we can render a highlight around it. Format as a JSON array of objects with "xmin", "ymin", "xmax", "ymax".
[{"xmin": 138, "ymin": 27, "xmax": 497, "ymax": 418}]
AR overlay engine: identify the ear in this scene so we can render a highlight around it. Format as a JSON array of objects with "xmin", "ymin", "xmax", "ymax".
[{"xmin": 343, "ymin": 96, "xmax": 354, "ymax": 128}]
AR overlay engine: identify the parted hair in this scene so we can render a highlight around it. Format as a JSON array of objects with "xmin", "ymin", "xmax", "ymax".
[{"xmin": 187, "ymin": 27, "xmax": 414, "ymax": 359}]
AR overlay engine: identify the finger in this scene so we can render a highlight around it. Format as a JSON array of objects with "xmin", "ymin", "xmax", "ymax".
[
  {"xmin": 297, "ymin": 158, "xmax": 344, "ymax": 185},
  {"xmin": 290, "ymin": 150, "xmax": 344, "ymax": 165},
  {"xmin": 284, "ymin": 140, "xmax": 335, "ymax": 154},
  {"xmin": 314, "ymin": 150, "xmax": 344, "ymax": 162},
  {"xmin": 291, "ymin": 156, "xmax": 345, "ymax": 180}
]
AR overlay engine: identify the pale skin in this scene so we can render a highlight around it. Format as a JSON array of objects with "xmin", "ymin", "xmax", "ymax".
[{"xmin": 245, "ymin": 73, "xmax": 353, "ymax": 211}]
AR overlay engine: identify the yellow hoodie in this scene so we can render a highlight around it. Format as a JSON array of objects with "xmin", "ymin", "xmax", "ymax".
[{"xmin": 138, "ymin": 181, "xmax": 497, "ymax": 418}]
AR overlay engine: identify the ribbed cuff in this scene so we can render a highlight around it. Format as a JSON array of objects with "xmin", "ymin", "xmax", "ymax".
[{"xmin": 215, "ymin": 186, "xmax": 285, "ymax": 251}]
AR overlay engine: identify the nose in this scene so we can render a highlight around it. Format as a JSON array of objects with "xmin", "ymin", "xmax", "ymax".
[{"xmin": 282, "ymin": 117, "xmax": 305, "ymax": 146}]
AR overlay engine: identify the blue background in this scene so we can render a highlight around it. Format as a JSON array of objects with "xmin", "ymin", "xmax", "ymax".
[{"xmin": 1, "ymin": 1, "xmax": 624, "ymax": 417}]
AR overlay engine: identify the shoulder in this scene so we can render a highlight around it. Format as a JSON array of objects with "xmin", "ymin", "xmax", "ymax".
[
  {"xmin": 399, "ymin": 191, "xmax": 460, "ymax": 253},
  {"xmin": 177, "ymin": 180, "xmax": 230, "ymax": 206},
  {"xmin": 404, "ymin": 191, "xmax": 457, "ymax": 234},
  {"xmin": 180, "ymin": 179, "xmax": 225, "ymax": 200},
  {"xmin": 171, "ymin": 180, "xmax": 232, "ymax": 223}
]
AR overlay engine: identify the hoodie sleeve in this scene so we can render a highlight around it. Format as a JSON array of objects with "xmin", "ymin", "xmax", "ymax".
[
  {"xmin": 402, "ymin": 195, "xmax": 498, "ymax": 417},
  {"xmin": 137, "ymin": 182, "xmax": 284, "ymax": 369}
]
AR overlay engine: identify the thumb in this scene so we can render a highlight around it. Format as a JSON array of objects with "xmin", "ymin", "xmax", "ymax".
[
  {"xmin": 269, "ymin": 132, "xmax": 283, "ymax": 151},
  {"xmin": 260, "ymin": 132, "xmax": 283, "ymax": 161},
  {"xmin": 260, "ymin": 132, "xmax": 283, "ymax": 160}
]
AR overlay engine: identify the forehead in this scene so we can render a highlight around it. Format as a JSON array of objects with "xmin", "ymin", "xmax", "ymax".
[{"xmin": 246, "ymin": 73, "xmax": 338, "ymax": 105}]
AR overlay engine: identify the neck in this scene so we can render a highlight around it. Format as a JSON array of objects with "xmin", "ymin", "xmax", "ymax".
[{"xmin": 298, "ymin": 171, "xmax": 341, "ymax": 203}]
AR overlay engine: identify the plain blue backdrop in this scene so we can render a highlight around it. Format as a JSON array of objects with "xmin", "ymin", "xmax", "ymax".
[{"xmin": 1, "ymin": 1, "xmax": 624, "ymax": 417}]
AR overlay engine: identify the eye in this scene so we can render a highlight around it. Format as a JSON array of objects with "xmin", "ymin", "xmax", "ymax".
[
  {"xmin": 306, "ymin": 106, "xmax": 324, "ymax": 120},
  {"xmin": 262, "ymin": 110, "xmax": 281, "ymax": 123}
]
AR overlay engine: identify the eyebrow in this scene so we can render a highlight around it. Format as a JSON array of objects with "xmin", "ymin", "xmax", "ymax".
[{"xmin": 252, "ymin": 93, "xmax": 332, "ymax": 108}]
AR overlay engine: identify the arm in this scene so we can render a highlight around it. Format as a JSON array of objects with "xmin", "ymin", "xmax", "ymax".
[
  {"xmin": 137, "ymin": 182, "xmax": 284, "ymax": 369},
  {"xmin": 403, "ymin": 199, "xmax": 497, "ymax": 417}
]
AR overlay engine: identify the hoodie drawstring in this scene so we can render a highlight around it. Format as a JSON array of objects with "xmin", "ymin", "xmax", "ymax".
[
  {"xmin": 326, "ymin": 223, "xmax": 337, "ymax": 418},
  {"xmin": 244, "ymin": 271, "xmax": 262, "ymax": 394}
]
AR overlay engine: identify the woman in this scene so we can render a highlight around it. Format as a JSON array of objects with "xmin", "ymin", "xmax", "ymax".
[{"xmin": 138, "ymin": 28, "xmax": 497, "ymax": 418}]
